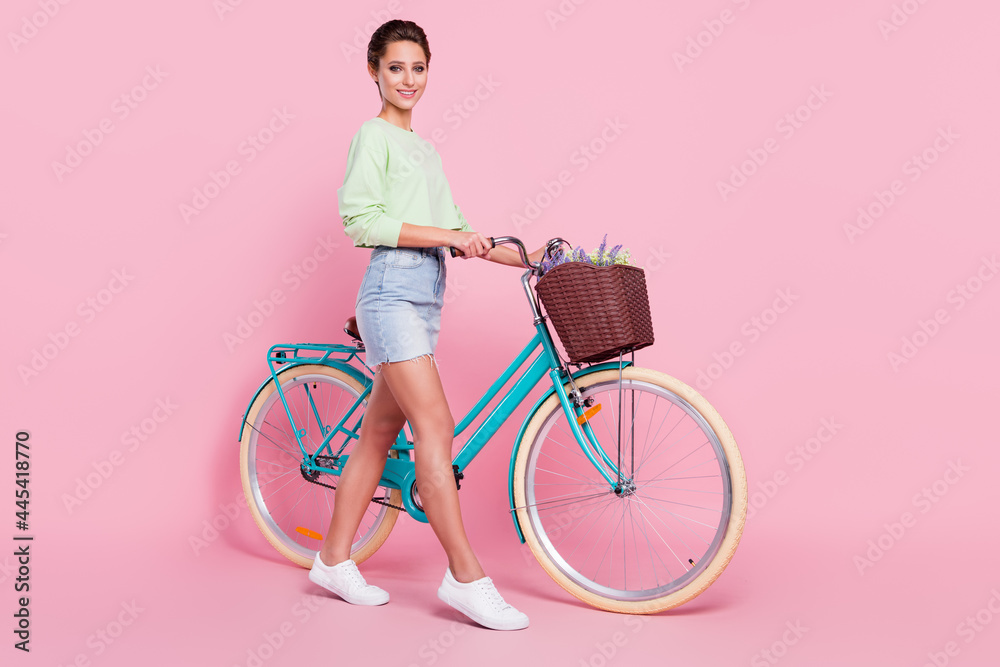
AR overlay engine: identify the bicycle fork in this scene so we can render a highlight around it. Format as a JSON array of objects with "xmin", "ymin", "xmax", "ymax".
[{"xmin": 550, "ymin": 367, "xmax": 630, "ymax": 493}]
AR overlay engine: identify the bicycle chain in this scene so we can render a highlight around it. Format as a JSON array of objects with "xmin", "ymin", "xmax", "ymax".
[{"xmin": 304, "ymin": 456, "xmax": 406, "ymax": 512}]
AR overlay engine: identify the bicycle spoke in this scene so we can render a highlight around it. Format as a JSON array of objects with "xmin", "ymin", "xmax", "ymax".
[
  {"xmin": 243, "ymin": 368, "xmax": 400, "ymax": 564},
  {"xmin": 630, "ymin": 497, "xmax": 686, "ymax": 575},
  {"xmin": 634, "ymin": 400, "xmax": 673, "ymax": 478},
  {"xmin": 633, "ymin": 403, "xmax": 685, "ymax": 478},
  {"xmin": 537, "ymin": 447, "xmax": 605, "ymax": 485},
  {"xmin": 257, "ymin": 468, "xmax": 298, "ymax": 488},
  {"xmin": 594, "ymin": 500, "xmax": 626, "ymax": 583},
  {"xmin": 513, "ymin": 490, "xmax": 610, "ymax": 513},
  {"xmin": 519, "ymin": 371, "xmax": 740, "ymax": 604},
  {"xmin": 635, "ymin": 495, "xmax": 720, "ymax": 536}
]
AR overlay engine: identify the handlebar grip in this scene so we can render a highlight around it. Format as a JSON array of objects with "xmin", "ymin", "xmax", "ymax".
[{"xmin": 449, "ymin": 237, "xmax": 496, "ymax": 257}]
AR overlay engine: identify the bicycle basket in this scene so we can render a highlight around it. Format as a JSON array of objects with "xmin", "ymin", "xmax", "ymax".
[{"xmin": 534, "ymin": 261, "xmax": 654, "ymax": 364}]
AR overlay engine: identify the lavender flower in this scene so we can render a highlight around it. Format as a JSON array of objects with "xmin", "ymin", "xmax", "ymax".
[{"xmin": 538, "ymin": 234, "xmax": 637, "ymax": 276}]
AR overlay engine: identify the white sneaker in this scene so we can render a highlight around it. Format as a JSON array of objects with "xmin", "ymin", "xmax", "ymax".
[
  {"xmin": 437, "ymin": 568, "xmax": 529, "ymax": 630},
  {"xmin": 308, "ymin": 554, "xmax": 389, "ymax": 605}
]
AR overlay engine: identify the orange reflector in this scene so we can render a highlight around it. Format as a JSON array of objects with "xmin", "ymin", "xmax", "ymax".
[
  {"xmin": 576, "ymin": 403, "xmax": 602, "ymax": 425},
  {"xmin": 295, "ymin": 527, "xmax": 323, "ymax": 540}
]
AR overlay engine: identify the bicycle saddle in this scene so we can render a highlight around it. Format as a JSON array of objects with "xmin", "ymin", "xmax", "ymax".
[{"xmin": 344, "ymin": 316, "xmax": 362, "ymax": 343}]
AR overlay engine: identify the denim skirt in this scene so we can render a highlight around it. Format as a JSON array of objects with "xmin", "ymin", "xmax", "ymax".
[{"xmin": 355, "ymin": 245, "xmax": 446, "ymax": 369}]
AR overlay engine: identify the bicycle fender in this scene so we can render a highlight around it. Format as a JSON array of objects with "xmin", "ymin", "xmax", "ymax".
[
  {"xmin": 237, "ymin": 360, "xmax": 371, "ymax": 442},
  {"xmin": 507, "ymin": 360, "xmax": 634, "ymax": 544}
]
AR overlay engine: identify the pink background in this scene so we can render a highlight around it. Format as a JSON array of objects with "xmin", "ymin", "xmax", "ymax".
[{"xmin": 3, "ymin": 1, "xmax": 999, "ymax": 665}]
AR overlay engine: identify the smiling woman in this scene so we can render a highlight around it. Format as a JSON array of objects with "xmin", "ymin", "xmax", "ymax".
[
  {"xmin": 303, "ymin": 19, "xmax": 545, "ymax": 632},
  {"xmin": 365, "ymin": 22, "xmax": 430, "ymax": 114}
]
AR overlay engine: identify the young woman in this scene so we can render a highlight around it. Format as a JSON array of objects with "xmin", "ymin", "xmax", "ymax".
[{"xmin": 309, "ymin": 19, "xmax": 544, "ymax": 631}]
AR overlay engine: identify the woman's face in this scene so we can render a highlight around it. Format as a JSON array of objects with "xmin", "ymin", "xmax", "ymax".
[{"xmin": 371, "ymin": 40, "xmax": 427, "ymax": 111}]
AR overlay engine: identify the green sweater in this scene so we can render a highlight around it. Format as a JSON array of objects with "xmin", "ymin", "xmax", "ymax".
[{"xmin": 337, "ymin": 116, "xmax": 474, "ymax": 248}]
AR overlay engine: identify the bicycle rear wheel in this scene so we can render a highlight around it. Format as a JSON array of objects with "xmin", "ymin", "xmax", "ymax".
[
  {"xmin": 239, "ymin": 364, "xmax": 400, "ymax": 568},
  {"xmin": 512, "ymin": 366, "xmax": 746, "ymax": 613}
]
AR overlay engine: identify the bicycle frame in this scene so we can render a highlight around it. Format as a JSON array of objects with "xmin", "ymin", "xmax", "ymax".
[{"xmin": 238, "ymin": 263, "xmax": 634, "ymax": 537}]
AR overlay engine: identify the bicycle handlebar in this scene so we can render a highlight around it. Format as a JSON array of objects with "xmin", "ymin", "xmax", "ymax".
[
  {"xmin": 448, "ymin": 237, "xmax": 496, "ymax": 258},
  {"xmin": 448, "ymin": 236, "xmax": 571, "ymax": 273}
]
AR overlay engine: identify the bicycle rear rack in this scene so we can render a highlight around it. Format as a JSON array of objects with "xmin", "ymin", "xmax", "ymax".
[{"xmin": 266, "ymin": 343, "xmax": 370, "ymax": 378}]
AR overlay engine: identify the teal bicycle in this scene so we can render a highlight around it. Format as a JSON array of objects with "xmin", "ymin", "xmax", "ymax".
[{"xmin": 238, "ymin": 236, "xmax": 747, "ymax": 613}]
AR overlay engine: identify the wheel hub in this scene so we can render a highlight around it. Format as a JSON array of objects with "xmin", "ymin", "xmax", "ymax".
[
  {"xmin": 613, "ymin": 479, "xmax": 636, "ymax": 497},
  {"xmin": 300, "ymin": 463, "xmax": 320, "ymax": 482}
]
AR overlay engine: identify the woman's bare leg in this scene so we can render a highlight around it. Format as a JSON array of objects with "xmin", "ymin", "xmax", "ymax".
[
  {"xmin": 320, "ymin": 370, "xmax": 407, "ymax": 566},
  {"xmin": 378, "ymin": 356, "xmax": 486, "ymax": 583}
]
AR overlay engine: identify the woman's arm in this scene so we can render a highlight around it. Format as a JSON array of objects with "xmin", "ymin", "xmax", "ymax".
[
  {"xmin": 396, "ymin": 222, "xmax": 544, "ymax": 267},
  {"xmin": 395, "ymin": 223, "xmax": 493, "ymax": 258},
  {"xmin": 481, "ymin": 245, "xmax": 546, "ymax": 268}
]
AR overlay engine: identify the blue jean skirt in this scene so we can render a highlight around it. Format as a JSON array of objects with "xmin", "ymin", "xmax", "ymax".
[{"xmin": 355, "ymin": 245, "xmax": 447, "ymax": 370}]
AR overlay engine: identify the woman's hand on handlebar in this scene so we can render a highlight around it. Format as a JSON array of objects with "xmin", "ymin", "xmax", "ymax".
[
  {"xmin": 475, "ymin": 242, "xmax": 547, "ymax": 269},
  {"xmin": 448, "ymin": 231, "xmax": 493, "ymax": 259},
  {"xmin": 527, "ymin": 246, "xmax": 547, "ymax": 265}
]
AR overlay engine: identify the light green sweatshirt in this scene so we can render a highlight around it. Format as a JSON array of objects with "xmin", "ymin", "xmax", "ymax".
[{"xmin": 337, "ymin": 116, "xmax": 474, "ymax": 248}]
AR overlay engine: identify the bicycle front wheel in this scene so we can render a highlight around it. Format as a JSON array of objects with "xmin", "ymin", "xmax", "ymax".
[
  {"xmin": 239, "ymin": 364, "xmax": 400, "ymax": 568},
  {"xmin": 512, "ymin": 366, "xmax": 746, "ymax": 613}
]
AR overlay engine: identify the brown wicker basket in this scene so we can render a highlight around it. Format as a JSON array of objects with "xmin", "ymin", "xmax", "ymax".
[{"xmin": 535, "ymin": 261, "xmax": 654, "ymax": 363}]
